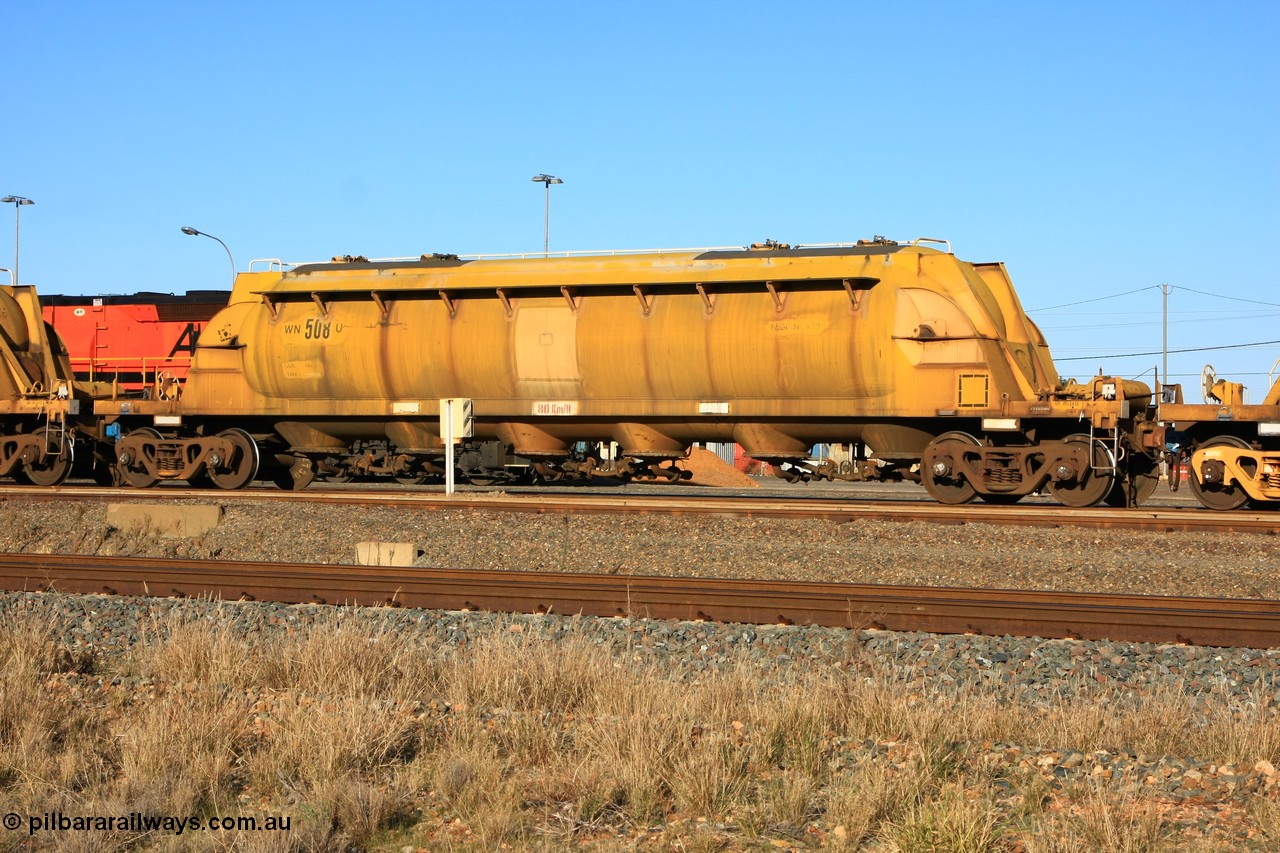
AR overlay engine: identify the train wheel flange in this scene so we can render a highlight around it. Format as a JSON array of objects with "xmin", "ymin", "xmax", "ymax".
[
  {"xmin": 1048, "ymin": 435, "xmax": 1116, "ymax": 508},
  {"xmin": 1188, "ymin": 436, "xmax": 1251, "ymax": 511},
  {"xmin": 206, "ymin": 428, "xmax": 260, "ymax": 490},
  {"xmin": 921, "ymin": 432, "xmax": 979, "ymax": 505}
]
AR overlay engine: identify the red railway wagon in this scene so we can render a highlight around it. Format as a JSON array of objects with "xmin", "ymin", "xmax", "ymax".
[{"xmin": 42, "ymin": 291, "xmax": 230, "ymax": 389}]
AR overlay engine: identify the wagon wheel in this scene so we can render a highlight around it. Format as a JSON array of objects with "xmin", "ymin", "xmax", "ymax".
[
  {"xmin": 1104, "ymin": 455, "xmax": 1161, "ymax": 508},
  {"xmin": 19, "ymin": 440, "xmax": 74, "ymax": 486},
  {"xmin": 394, "ymin": 474, "xmax": 429, "ymax": 485},
  {"xmin": 921, "ymin": 432, "xmax": 979, "ymax": 505},
  {"xmin": 1187, "ymin": 436, "xmax": 1251, "ymax": 511},
  {"xmin": 117, "ymin": 427, "xmax": 162, "ymax": 488},
  {"xmin": 206, "ymin": 428, "xmax": 260, "ymax": 490},
  {"xmin": 1048, "ymin": 434, "xmax": 1116, "ymax": 508}
]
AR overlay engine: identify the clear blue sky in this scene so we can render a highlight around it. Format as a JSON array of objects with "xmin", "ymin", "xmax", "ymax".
[{"xmin": 4, "ymin": 1, "xmax": 1278, "ymax": 393}]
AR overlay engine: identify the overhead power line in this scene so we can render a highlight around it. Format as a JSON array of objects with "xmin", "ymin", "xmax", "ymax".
[
  {"xmin": 1055, "ymin": 339, "xmax": 1280, "ymax": 363},
  {"xmin": 1043, "ymin": 311, "xmax": 1280, "ymax": 333},
  {"xmin": 1028, "ymin": 286, "xmax": 1160, "ymax": 312},
  {"xmin": 1170, "ymin": 285, "xmax": 1280, "ymax": 308},
  {"xmin": 1029, "ymin": 283, "xmax": 1280, "ymax": 313},
  {"xmin": 1166, "ymin": 371, "xmax": 1272, "ymax": 379}
]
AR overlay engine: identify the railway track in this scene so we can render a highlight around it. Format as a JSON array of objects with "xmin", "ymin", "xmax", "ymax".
[
  {"xmin": 1, "ymin": 483, "xmax": 1277, "ymax": 535},
  {"xmin": 2, "ymin": 553, "xmax": 1278, "ymax": 648}
]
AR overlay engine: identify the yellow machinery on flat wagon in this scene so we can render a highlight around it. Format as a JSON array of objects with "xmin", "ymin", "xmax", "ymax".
[
  {"xmin": 1160, "ymin": 365, "xmax": 1280, "ymax": 510},
  {"xmin": 93, "ymin": 237, "xmax": 1165, "ymax": 507},
  {"xmin": 0, "ymin": 283, "xmax": 81, "ymax": 484}
]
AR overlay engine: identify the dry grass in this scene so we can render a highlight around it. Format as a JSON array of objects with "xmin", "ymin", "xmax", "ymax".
[
  {"xmin": 3, "ymin": 599, "xmax": 1279, "ymax": 850},
  {"xmin": 880, "ymin": 777, "xmax": 1005, "ymax": 852},
  {"xmin": 1022, "ymin": 779, "xmax": 1177, "ymax": 853}
]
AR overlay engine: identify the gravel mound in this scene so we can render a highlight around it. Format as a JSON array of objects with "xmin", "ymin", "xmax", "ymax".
[{"xmin": 678, "ymin": 447, "xmax": 760, "ymax": 487}]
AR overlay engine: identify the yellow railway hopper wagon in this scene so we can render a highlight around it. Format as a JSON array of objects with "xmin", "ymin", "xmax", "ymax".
[{"xmin": 96, "ymin": 238, "xmax": 1162, "ymax": 506}]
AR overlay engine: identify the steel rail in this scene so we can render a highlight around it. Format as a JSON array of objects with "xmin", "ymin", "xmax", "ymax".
[
  {"xmin": 2, "ymin": 554, "xmax": 1277, "ymax": 648},
  {"xmin": 3, "ymin": 485, "xmax": 1278, "ymax": 535}
]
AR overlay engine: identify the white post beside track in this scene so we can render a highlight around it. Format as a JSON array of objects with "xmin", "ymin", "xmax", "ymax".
[
  {"xmin": 444, "ymin": 398, "xmax": 455, "ymax": 495},
  {"xmin": 439, "ymin": 397, "xmax": 473, "ymax": 496}
]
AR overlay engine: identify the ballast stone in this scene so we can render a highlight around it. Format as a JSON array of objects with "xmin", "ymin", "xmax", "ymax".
[{"xmin": 106, "ymin": 503, "xmax": 223, "ymax": 538}]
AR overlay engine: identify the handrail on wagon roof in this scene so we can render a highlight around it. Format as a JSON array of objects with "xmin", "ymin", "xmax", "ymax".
[
  {"xmin": 910, "ymin": 237, "xmax": 953, "ymax": 253},
  {"xmin": 420, "ymin": 245, "xmax": 752, "ymax": 261},
  {"xmin": 246, "ymin": 241, "xmax": 910, "ymax": 273}
]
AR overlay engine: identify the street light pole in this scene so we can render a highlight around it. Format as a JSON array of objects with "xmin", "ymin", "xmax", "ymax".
[
  {"xmin": 180, "ymin": 226, "xmax": 237, "ymax": 286},
  {"xmin": 530, "ymin": 174, "xmax": 563, "ymax": 255},
  {"xmin": 1, "ymin": 196, "xmax": 35, "ymax": 285}
]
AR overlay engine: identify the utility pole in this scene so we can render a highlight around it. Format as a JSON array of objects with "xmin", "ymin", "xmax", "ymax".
[{"xmin": 1161, "ymin": 283, "xmax": 1170, "ymax": 398}]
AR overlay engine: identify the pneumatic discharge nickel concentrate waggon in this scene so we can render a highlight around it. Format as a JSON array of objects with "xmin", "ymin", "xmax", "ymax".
[{"xmin": 2, "ymin": 237, "xmax": 1276, "ymax": 509}]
